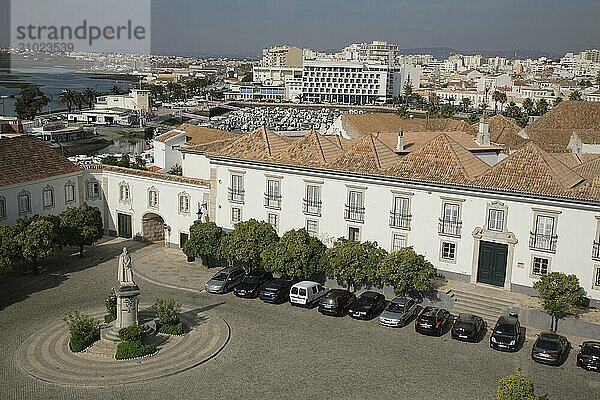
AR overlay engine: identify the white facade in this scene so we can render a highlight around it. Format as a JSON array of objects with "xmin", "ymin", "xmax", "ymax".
[{"xmin": 95, "ymin": 90, "xmax": 151, "ymax": 113}]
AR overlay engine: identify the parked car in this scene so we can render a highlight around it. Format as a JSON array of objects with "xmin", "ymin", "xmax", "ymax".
[
  {"xmin": 451, "ymin": 313, "xmax": 486, "ymax": 342},
  {"xmin": 577, "ymin": 341, "xmax": 600, "ymax": 371},
  {"xmin": 531, "ymin": 332, "xmax": 571, "ymax": 366},
  {"xmin": 289, "ymin": 281, "xmax": 328, "ymax": 307},
  {"xmin": 318, "ymin": 289, "xmax": 356, "ymax": 317},
  {"xmin": 258, "ymin": 279, "xmax": 294, "ymax": 304},
  {"xmin": 378, "ymin": 296, "xmax": 418, "ymax": 328},
  {"xmin": 415, "ymin": 306, "xmax": 451, "ymax": 336},
  {"xmin": 347, "ymin": 291, "xmax": 386, "ymax": 320},
  {"xmin": 490, "ymin": 313, "xmax": 521, "ymax": 352},
  {"xmin": 204, "ymin": 266, "xmax": 246, "ymax": 294},
  {"xmin": 233, "ymin": 269, "xmax": 273, "ymax": 298}
]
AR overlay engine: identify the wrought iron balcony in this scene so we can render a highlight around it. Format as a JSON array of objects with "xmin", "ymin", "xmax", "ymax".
[
  {"xmin": 438, "ymin": 218, "xmax": 462, "ymax": 236},
  {"xmin": 529, "ymin": 232, "xmax": 558, "ymax": 253},
  {"xmin": 345, "ymin": 204, "xmax": 365, "ymax": 222},
  {"xmin": 390, "ymin": 212, "xmax": 412, "ymax": 229},
  {"xmin": 593, "ymin": 241, "xmax": 600, "ymax": 260},
  {"xmin": 264, "ymin": 193, "xmax": 282, "ymax": 209},
  {"xmin": 303, "ymin": 199, "xmax": 322, "ymax": 216},
  {"xmin": 227, "ymin": 187, "xmax": 244, "ymax": 203}
]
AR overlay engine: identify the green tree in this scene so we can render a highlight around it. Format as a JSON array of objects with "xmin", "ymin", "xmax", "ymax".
[
  {"xmin": 497, "ymin": 369, "xmax": 538, "ymax": 400},
  {"xmin": 19, "ymin": 218, "xmax": 59, "ymax": 275},
  {"xmin": 505, "ymin": 102, "xmax": 521, "ymax": 119},
  {"xmin": 553, "ymin": 97, "xmax": 563, "ymax": 107},
  {"xmin": 492, "ymin": 91, "xmax": 507, "ymax": 114},
  {"xmin": 397, "ymin": 105, "xmax": 409, "ymax": 118},
  {"xmin": 322, "ymin": 238, "xmax": 387, "ymax": 292},
  {"xmin": 522, "ymin": 98, "xmax": 534, "ymax": 114},
  {"xmin": 109, "ymin": 85, "xmax": 127, "ymax": 95},
  {"xmin": 467, "ymin": 113, "xmax": 479, "ymax": 124},
  {"xmin": 168, "ymin": 164, "xmax": 182, "ymax": 176},
  {"xmin": 223, "ymin": 219, "xmax": 279, "ymax": 269},
  {"xmin": 569, "ymin": 90, "xmax": 583, "ymax": 101},
  {"xmin": 535, "ymin": 99, "xmax": 549, "ymax": 115},
  {"xmin": 59, "ymin": 203, "xmax": 104, "ymax": 257},
  {"xmin": 59, "ymin": 89, "xmax": 78, "ymax": 112},
  {"xmin": 403, "ymin": 76, "xmax": 413, "ymax": 97},
  {"xmin": 377, "ymin": 247, "xmax": 436, "ymax": 296},
  {"xmin": 101, "ymin": 155, "xmax": 118, "ymax": 166},
  {"xmin": 182, "ymin": 221, "xmax": 224, "ymax": 267},
  {"xmin": 440, "ymin": 103, "xmax": 455, "ymax": 118},
  {"xmin": 0, "ymin": 225, "xmax": 15, "ymax": 276},
  {"xmin": 14, "ymin": 85, "xmax": 50, "ymax": 120},
  {"xmin": 82, "ymin": 87, "xmax": 98, "ymax": 109},
  {"xmin": 533, "ymin": 272, "xmax": 585, "ymax": 332},
  {"xmin": 118, "ymin": 154, "xmax": 131, "ymax": 168},
  {"xmin": 261, "ymin": 229, "xmax": 326, "ymax": 280},
  {"xmin": 64, "ymin": 311, "xmax": 99, "ymax": 352},
  {"xmin": 460, "ymin": 97, "xmax": 472, "ymax": 112}
]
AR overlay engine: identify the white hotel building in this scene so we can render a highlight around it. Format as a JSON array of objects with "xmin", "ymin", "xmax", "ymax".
[{"xmin": 3, "ymin": 115, "xmax": 600, "ymax": 306}]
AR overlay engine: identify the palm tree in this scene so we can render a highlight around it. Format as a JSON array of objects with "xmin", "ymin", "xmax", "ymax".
[
  {"xmin": 505, "ymin": 102, "xmax": 521, "ymax": 119},
  {"xmin": 109, "ymin": 85, "xmax": 127, "ymax": 95},
  {"xmin": 553, "ymin": 97, "xmax": 563, "ymax": 107},
  {"xmin": 461, "ymin": 97, "xmax": 472, "ymax": 112},
  {"xmin": 596, "ymin": 71, "xmax": 600, "ymax": 86},
  {"xmin": 569, "ymin": 90, "xmax": 583, "ymax": 101},
  {"xmin": 59, "ymin": 89, "xmax": 78, "ymax": 112},
  {"xmin": 523, "ymin": 98, "xmax": 535, "ymax": 114},
  {"xmin": 535, "ymin": 99, "xmax": 549, "ymax": 115},
  {"xmin": 397, "ymin": 105, "xmax": 409, "ymax": 118},
  {"xmin": 492, "ymin": 91, "xmax": 507, "ymax": 114},
  {"xmin": 82, "ymin": 88, "xmax": 98, "ymax": 109},
  {"xmin": 403, "ymin": 77, "xmax": 413, "ymax": 97}
]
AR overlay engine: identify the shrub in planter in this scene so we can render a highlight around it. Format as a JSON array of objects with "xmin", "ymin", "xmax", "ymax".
[
  {"xmin": 64, "ymin": 311, "xmax": 99, "ymax": 352},
  {"xmin": 115, "ymin": 340, "xmax": 157, "ymax": 360},
  {"xmin": 118, "ymin": 325, "xmax": 148, "ymax": 342},
  {"xmin": 104, "ymin": 290, "xmax": 117, "ymax": 323},
  {"xmin": 158, "ymin": 321, "xmax": 185, "ymax": 335},
  {"xmin": 152, "ymin": 298, "xmax": 182, "ymax": 326}
]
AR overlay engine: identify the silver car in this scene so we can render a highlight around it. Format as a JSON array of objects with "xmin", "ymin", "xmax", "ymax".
[
  {"xmin": 204, "ymin": 266, "xmax": 246, "ymax": 294},
  {"xmin": 378, "ymin": 296, "xmax": 418, "ymax": 327}
]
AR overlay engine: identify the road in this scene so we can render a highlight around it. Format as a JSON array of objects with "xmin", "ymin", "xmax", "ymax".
[{"xmin": 0, "ymin": 241, "xmax": 598, "ymax": 400}]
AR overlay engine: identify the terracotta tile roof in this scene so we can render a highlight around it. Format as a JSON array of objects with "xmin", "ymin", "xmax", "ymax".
[
  {"xmin": 473, "ymin": 142, "xmax": 584, "ymax": 196},
  {"xmin": 179, "ymin": 124, "xmax": 240, "ymax": 146},
  {"xmin": 574, "ymin": 176, "xmax": 600, "ymax": 200},
  {"xmin": 385, "ymin": 134, "xmax": 489, "ymax": 183},
  {"xmin": 83, "ymin": 164, "xmax": 210, "ymax": 187},
  {"xmin": 326, "ymin": 133, "xmax": 402, "ymax": 174},
  {"xmin": 0, "ymin": 136, "xmax": 81, "ymax": 187},
  {"xmin": 154, "ymin": 130, "xmax": 185, "ymax": 143},
  {"xmin": 343, "ymin": 113, "xmax": 477, "ymax": 137},
  {"xmin": 524, "ymin": 101, "xmax": 600, "ymax": 152},
  {"xmin": 573, "ymin": 157, "xmax": 600, "ymax": 179},
  {"xmin": 326, "ymin": 134, "xmax": 354, "ymax": 150},
  {"xmin": 272, "ymin": 130, "xmax": 344, "ymax": 167},
  {"xmin": 185, "ymin": 138, "xmax": 238, "ymax": 154},
  {"xmin": 485, "ymin": 115, "xmax": 528, "ymax": 152},
  {"xmin": 215, "ymin": 126, "xmax": 292, "ymax": 161},
  {"xmin": 551, "ymin": 153, "xmax": 600, "ymax": 169},
  {"xmin": 376, "ymin": 131, "xmax": 501, "ymax": 153}
]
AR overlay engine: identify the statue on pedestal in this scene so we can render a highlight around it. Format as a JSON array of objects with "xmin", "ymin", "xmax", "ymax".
[{"xmin": 118, "ymin": 247, "xmax": 135, "ymax": 286}]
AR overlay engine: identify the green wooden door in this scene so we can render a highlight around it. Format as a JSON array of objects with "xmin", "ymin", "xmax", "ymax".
[
  {"xmin": 117, "ymin": 213, "xmax": 132, "ymax": 238},
  {"xmin": 477, "ymin": 241, "xmax": 508, "ymax": 287}
]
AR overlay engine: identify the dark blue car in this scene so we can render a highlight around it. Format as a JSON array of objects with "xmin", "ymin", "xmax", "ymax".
[{"xmin": 258, "ymin": 279, "xmax": 293, "ymax": 304}]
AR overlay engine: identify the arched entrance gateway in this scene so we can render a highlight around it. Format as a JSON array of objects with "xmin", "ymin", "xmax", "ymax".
[{"xmin": 142, "ymin": 213, "xmax": 165, "ymax": 243}]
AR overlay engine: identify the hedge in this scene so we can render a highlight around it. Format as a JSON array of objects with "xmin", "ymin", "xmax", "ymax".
[{"xmin": 115, "ymin": 340, "xmax": 157, "ymax": 360}]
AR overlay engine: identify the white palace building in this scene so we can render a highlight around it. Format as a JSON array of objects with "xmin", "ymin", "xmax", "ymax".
[{"xmin": 2, "ymin": 104, "xmax": 600, "ymax": 306}]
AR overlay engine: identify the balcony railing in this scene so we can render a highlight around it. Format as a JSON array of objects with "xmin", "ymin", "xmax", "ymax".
[
  {"xmin": 345, "ymin": 204, "xmax": 365, "ymax": 222},
  {"xmin": 593, "ymin": 241, "xmax": 600, "ymax": 260},
  {"xmin": 303, "ymin": 199, "xmax": 322, "ymax": 216},
  {"xmin": 228, "ymin": 187, "xmax": 245, "ymax": 203},
  {"xmin": 264, "ymin": 193, "xmax": 282, "ymax": 209},
  {"xmin": 438, "ymin": 218, "xmax": 462, "ymax": 236},
  {"xmin": 529, "ymin": 232, "xmax": 558, "ymax": 253},
  {"xmin": 389, "ymin": 212, "xmax": 412, "ymax": 229}
]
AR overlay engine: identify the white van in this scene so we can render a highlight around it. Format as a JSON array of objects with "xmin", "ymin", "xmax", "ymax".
[{"xmin": 289, "ymin": 281, "xmax": 328, "ymax": 307}]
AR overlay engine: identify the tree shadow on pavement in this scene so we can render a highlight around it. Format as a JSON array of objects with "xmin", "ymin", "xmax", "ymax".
[
  {"xmin": 0, "ymin": 238, "xmax": 149, "ymax": 311},
  {"xmin": 180, "ymin": 305, "xmax": 224, "ymax": 327}
]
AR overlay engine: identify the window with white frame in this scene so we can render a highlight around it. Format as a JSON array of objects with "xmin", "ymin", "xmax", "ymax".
[
  {"xmin": 268, "ymin": 213, "xmax": 279, "ymax": 231},
  {"xmin": 390, "ymin": 196, "xmax": 410, "ymax": 229},
  {"xmin": 440, "ymin": 202, "xmax": 461, "ymax": 236},
  {"xmin": 304, "ymin": 184, "xmax": 322, "ymax": 216},
  {"xmin": 391, "ymin": 233, "xmax": 407, "ymax": 252},
  {"xmin": 148, "ymin": 187, "xmax": 159, "ymax": 208},
  {"xmin": 65, "ymin": 182, "xmax": 75, "ymax": 203},
  {"xmin": 42, "ymin": 186, "xmax": 54, "ymax": 208},
  {"xmin": 86, "ymin": 181, "xmax": 100, "ymax": 199},
  {"xmin": 487, "ymin": 208, "xmax": 504, "ymax": 231},
  {"xmin": 119, "ymin": 182, "xmax": 130, "ymax": 203},
  {"xmin": 531, "ymin": 215, "xmax": 556, "ymax": 251},
  {"xmin": 348, "ymin": 226, "xmax": 361, "ymax": 242},
  {"xmin": 532, "ymin": 256, "xmax": 549, "ymax": 276},
  {"xmin": 345, "ymin": 190, "xmax": 365, "ymax": 222},
  {"xmin": 441, "ymin": 242, "xmax": 456, "ymax": 261},
  {"xmin": 306, "ymin": 219, "xmax": 318, "ymax": 237},
  {"xmin": 18, "ymin": 191, "xmax": 30, "ymax": 215},
  {"xmin": 265, "ymin": 179, "xmax": 281, "ymax": 209},
  {"xmin": 0, "ymin": 196, "xmax": 5, "ymax": 219},
  {"xmin": 231, "ymin": 207, "xmax": 242, "ymax": 223},
  {"xmin": 179, "ymin": 193, "xmax": 190, "ymax": 214}
]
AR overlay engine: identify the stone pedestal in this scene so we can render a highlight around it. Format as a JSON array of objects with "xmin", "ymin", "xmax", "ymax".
[{"xmin": 115, "ymin": 284, "xmax": 141, "ymax": 329}]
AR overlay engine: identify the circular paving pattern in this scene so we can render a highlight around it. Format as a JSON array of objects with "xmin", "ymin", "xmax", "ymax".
[{"xmin": 14, "ymin": 308, "xmax": 230, "ymax": 388}]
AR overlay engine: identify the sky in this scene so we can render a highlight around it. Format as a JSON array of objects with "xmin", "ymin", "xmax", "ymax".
[{"xmin": 1, "ymin": 0, "xmax": 600, "ymax": 58}]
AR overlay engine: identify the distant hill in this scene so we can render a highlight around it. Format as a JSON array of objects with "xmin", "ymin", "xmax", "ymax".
[{"xmin": 398, "ymin": 47, "xmax": 559, "ymax": 60}]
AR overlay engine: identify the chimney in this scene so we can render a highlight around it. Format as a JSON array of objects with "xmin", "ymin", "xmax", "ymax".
[
  {"xmin": 396, "ymin": 130, "xmax": 404, "ymax": 151},
  {"xmin": 476, "ymin": 117, "xmax": 490, "ymax": 146}
]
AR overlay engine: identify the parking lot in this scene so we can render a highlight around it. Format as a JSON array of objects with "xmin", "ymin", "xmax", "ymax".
[{"xmin": 0, "ymin": 241, "xmax": 598, "ymax": 400}]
